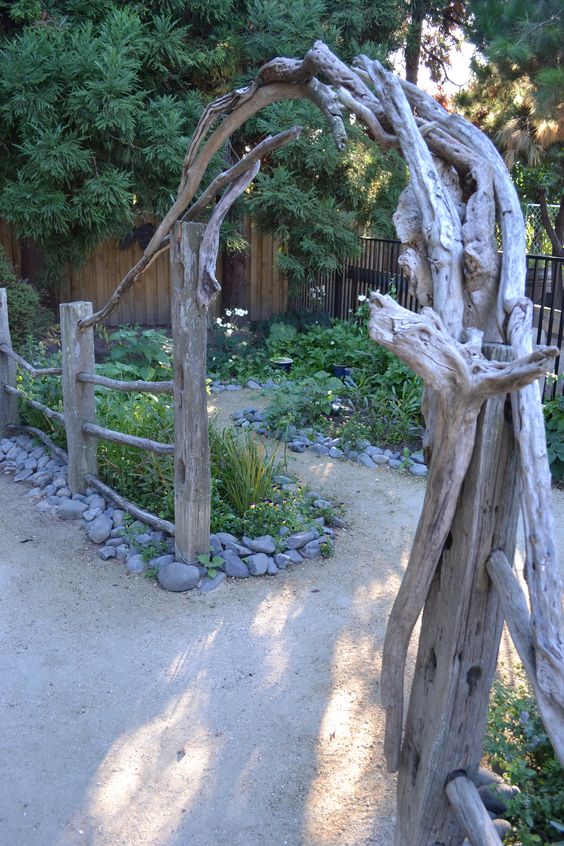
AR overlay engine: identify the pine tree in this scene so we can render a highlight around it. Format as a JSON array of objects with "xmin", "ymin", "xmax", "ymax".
[{"xmin": 0, "ymin": 0, "xmax": 407, "ymax": 295}]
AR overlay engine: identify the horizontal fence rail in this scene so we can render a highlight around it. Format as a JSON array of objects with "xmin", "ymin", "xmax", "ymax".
[
  {"xmin": 0, "ymin": 290, "xmax": 176, "ymax": 535},
  {"xmin": 290, "ymin": 238, "xmax": 564, "ymax": 400}
]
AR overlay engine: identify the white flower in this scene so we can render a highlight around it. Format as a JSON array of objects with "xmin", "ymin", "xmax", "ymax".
[
  {"xmin": 224, "ymin": 309, "xmax": 233, "ymax": 317},
  {"xmin": 233, "ymin": 308, "xmax": 248, "ymax": 317},
  {"xmin": 357, "ymin": 294, "xmax": 367, "ymax": 302}
]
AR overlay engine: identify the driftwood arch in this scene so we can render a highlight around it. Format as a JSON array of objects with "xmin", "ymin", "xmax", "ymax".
[{"xmin": 77, "ymin": 42, "xmax": 562, "ymax": 845}]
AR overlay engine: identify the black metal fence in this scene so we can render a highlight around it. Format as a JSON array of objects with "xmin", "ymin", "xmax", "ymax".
[{"xmin": 290, "ymin": 237, "xmax": 564, "ymax": 400}]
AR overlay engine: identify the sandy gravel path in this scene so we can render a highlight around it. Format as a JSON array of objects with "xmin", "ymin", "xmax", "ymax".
[{"xmin": 1, "ymin": 388, "xmax": 562, "ymax": 846}]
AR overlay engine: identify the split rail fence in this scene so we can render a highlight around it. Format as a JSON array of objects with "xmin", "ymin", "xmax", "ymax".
[{"xmin": 0, "ymin": 224, "xmax": 211, "ymax": 563}]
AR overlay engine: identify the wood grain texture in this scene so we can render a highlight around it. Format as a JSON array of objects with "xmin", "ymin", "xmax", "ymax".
[
  {"xmin": 394, "ymin": 345, "xmax": 519, "ymax": 844},
  {"xmin": 171, "ymin": 222, "xmax": 210, "ymax": 563},
  {"xmin": 0, "ymin": 289, "xmax": 19, "ymax": 435},
  {"xmin": 82, "ymin": 422, "xmax": 174, "ymax": 455},
  {"xmin": 445, "ymin": 776, "xmax": 503, "ymax": 846},
  {"xmin": 60, "ymin": 301, "xmax": 97, "ymax": 493}
]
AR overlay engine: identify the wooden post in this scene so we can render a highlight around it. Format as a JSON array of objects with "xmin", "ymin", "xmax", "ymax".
[
  {"xmin": 0, "ymin": 288, "xmax": 19, "ymax": 436},
  {"xmin": 394, "ymin": 345, "xmax": 520, "ymax": 845},
  {"xmin": 60, "ymin": 301, "xmax": 97, "ymax": 493},
  {"xmin": 171, "ymin": 221, "xmax": 210, "ymax": 563}
]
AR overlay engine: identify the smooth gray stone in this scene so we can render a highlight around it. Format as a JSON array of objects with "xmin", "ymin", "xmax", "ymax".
[
  {"xmin": 72, "ymin": 493, "xmax": 88, "ymax": 502},
  {"xmin": 98, "ymin": 546, "xmax": 116, "ymax": 560},
  {"xmin": 105, "ymin": 537, "xmax": 124, "ymax": 548},
  {"xmin": 328, "ymin": 447, "xmax": 343, "ymax": 458},
  {"xmin": 110, "ymin": 527, "xmax": 126, "ymax": 538},
  {"xmin": 151, "ymin": 531, "xmax": 165, "ymax": 543},
  {"xmin": 115, "ymin": 544, "xmax": 129, "ymax": 561},
  {"xmin": 478, "ymin": 783, "xmax": 519, "ymax": 815},
  {"xmin": 86, "ymin": 493, "xmax": 106, "ymax": 511},
  {"xmin": 285, "ymin": 530, "xmax": 318, "ymax": 550},
  {"xmin": 357, "ymin": 453, "xmax": 376, "ymax": 468},
  {"xmin": 372, "ymin": 454, "xmax": 389, "ymax": 465},
  {"xmin": 243, "ymin": 535, "xmax": 276, "ymax": 554},
  {"xmin": 82, "ymin": 507, "xmax": 103, "ymax": 522},
  {"xmin": 23, "ymin": 457, "xmax": 37, "ymax": 470},
  {"xmin": 313, "ymin": 499, "xmax": 331, "ymax": 509},
  {"xmin": 88, "ymin": 514, "xmax": 113, "ymax": 544},
  {"xmin": 58, "ymin": 499, "xmax": 88, "ymax": 520},
  {"xmin": 209, "ymin": 534, "xmax": 223, "ymax": 555},
  {"xmin": 246, "ymin": 553, "xmax": 270, "ymax": 576},
  {"xmin": 409, "ymin": 463, "xmax": 428, "ymax": 477},
  {"xmin": 365, "ymin": 445, "xmax": 383, "ymax": 456},
  {"xmin": 301, "ymin": 540, "xmax": 322, "ymax": 559},
  {"xmin": 312, "ymin": 444, "xmax": 330, "ymax": 456},
  {"xmin": 157, "ymin": 562, "xmax": 200, "ymax": 591},
  {"xmin": 31, "ymin": 471, "xmax": 52, "ymax": 487},
  {"xmin": 52, "ymin": 477, "xmax": 67, "ymax": 490},
  {"xmin": 388, "ymin": 458, "xmax": 403, "ymax": 469},
  {"xmin": 148, "ymin": 554, "xmax": 174, "ymax": 571},
  {"xmin": 14, "ymin": 468, "xmax": 34, "ymax": 481},
  {"xmin": 274, "ymin": 553, "xmax": 292, "ymax": 570},
  {"xmin": 56, "ymin": 487, "xmax": 71, "ymax": 498},
  {"xmin": 30, "ymin": 447, "xmax": 44, "ymax": 458},
  {"xmin": 232, "ymin": 409, "xmax": 245, "ymax": 420},
  {"xmin": 356, "ymin": 438, "xmax": 370, "ymax": 450},
  {"xmin": 126, "ymin": 553, "xmax": 146, "ymax": 574},
  {"xmin": 247, "ymin": 379, "xmax": 261, "ymax": 390},
  {"xmin": 220, "ymin": 550, "xmax": 249, "ymax": 578},
  {"xmin": 492, "ymin": 819, "xmax": 512, "ymax": 840},
  {"xmin": 26, "ymin": 488, "xmax": 43, "ymax": 500},
  {"xmin": 267, "ymin": 559, "xmax": 279, "ymax": 575},
  {"xmin": 135, "ymin": 532, "xmax": 153, "ymax": 545},
  {"xmin": 289, "ymin": 441, "xmax": 306, "ymax": 453},
  {"xmin": 200, "ymin": 571, "xmax": 227, "ymax": 594},
  {"xmin": 112, "ymin": 509, "xmax": 126, "ymax": 527},
  {"xmin": 410, "ymin": 450, "xmax": 425, "ymax": 463},
  {"xmin": 473, "ymin": 767, "xmax": 503, "ymax": 788},
  {"xmin": 37, "ymin": 455, "xmax": 49, "ymax": 469},
  {"xmin": 47, "ymin": 495, "xmax": 61, "ymax": 505},
  {"xmin": 347, "ymin": 450, "xmax": 359, "ymax": 460},
  {"xmin": 37, "ymin": 500, "xmax": 57, "ymax": 515},
  {"xmin": 216, "ymin": 531, "xmax": 240, "ymax": 546},
  {"xmin": 226, "ymin": 384, "xmax": 242, "ymax": 391},
  {"xmin": 224, "ymin": 541, "xmax": 252, "ymax": 557},
  {"xmin": 284, "ymin": 549, "xmax": 304, "ymax": 565}
]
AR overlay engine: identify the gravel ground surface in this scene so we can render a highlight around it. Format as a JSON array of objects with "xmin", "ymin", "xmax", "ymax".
[{"xmin": 1, "ymin": 388, "xmax": 562, "ymax": 846}]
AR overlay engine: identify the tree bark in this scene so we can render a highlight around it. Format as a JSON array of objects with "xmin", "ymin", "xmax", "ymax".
[{"xmin": 395, "ymin": 345, "xmax": 519, "ymax": 845}]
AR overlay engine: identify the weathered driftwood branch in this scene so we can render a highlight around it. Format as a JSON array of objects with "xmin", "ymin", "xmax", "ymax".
[
  {"xmin": 82, "ymin": 422, "xmax": 174, "ymax": 456},
  {"xmin": 6, "ymin": 423, "xmax": 68, "ymax": 464},
  {"xmin": 197, "ymin": 161, "xmax": 260, "ymax": 308},
  {"xmin": 368, "ymin": 293, "xmax": 558, "ymax": 771},
  {"xmin": 487, "ymin": 550, "xmax": 564, "ymax": 762},
  {"xmin": 358, "ymin": 59, "xmax": 464, "ymax": 338},
  {"xmin": 182, "ymin": 126, "xmax": 302, "ymax": 225},
  {"xmin": 84, "ymin": 473, "xmax": 174, "ymax": 536},
  {"xmin": 4, "ymin": 384, "xmax": 65, "ymax": 424},
  {"xmin": 77, "ymin": 372, "xmax": 173, "ymax": 394},
  {"xmin": 445, "ymin": 774, "xmax": 503, "ymax": 846},
  {"xmin": 0, "ymin": 343, "xmax": 62, "ymax": 377}
]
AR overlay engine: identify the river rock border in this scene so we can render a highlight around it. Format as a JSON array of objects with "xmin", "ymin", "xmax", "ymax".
[{"xmin": 0, "ymin": 433, "xmax": 339, "ymax": 595}]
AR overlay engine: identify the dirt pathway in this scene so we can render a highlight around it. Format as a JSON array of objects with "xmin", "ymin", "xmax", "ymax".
[{"xmin": 1, "ymin": 389, "xmax": 562, "ymax": 846}]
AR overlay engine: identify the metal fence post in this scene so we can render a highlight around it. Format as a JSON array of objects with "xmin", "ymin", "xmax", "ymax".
[
  {"xmin": 60, "ymin": 301, "xmax": 98, "ymax": 493},
  {"xmin": 171, "ymin": 221, "xmax": 211, "ymax": 563},
  {"xmin": 0, "ymin": 288, "xmax": 19, "ymax": 437}
]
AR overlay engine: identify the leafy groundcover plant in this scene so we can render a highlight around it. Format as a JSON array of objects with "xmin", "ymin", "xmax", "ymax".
[{"xmin": 484, "ymin": 667, "xmax": 564, "ymax": 845}]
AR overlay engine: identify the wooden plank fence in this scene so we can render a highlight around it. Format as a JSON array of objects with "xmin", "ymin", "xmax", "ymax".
[{"xmin": 0, "ymin": 218, "xmax": 287, "ymax": 326}]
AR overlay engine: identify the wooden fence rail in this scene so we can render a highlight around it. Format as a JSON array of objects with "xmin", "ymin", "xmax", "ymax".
[{"xmin": 0, "ymin": 286, "xmax": 177, "ymax": 539}]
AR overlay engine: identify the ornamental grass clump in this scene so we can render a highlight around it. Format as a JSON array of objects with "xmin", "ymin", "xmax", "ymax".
[{"xmin": 209, "ymin": 426, "xmax": 278, "ymax": 517}]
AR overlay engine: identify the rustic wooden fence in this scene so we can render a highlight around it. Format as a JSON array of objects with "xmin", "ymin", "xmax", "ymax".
[
  {"xmin": 0, "ymin": 218, "xmax": 286, "ymax": 325},
  {"xmin": 0, "ymin": 226, "xmax": 212, "ymax": 562}
]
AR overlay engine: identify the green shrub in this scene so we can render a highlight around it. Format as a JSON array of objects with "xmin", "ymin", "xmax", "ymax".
[
  {"xmin": 544, "ymin": 386, "xmax": 564, "ymax": 482},
  {"xmin": 484, "ymin": 667, "xmax": 564, "ymax": 845}
]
